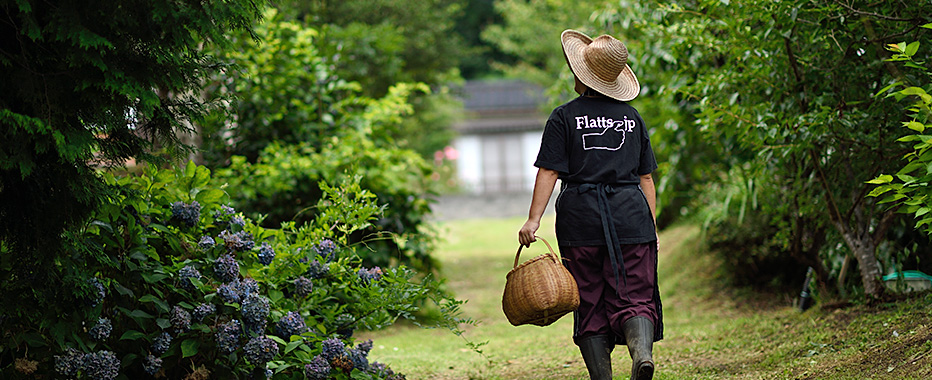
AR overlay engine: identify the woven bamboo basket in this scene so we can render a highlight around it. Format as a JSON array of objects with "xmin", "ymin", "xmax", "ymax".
[{"xmin": 502, "ymin": 236, "xmax": 580, "ymax": 326}]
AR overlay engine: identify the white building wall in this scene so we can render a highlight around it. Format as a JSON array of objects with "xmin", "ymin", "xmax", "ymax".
[{"xmin": 454, "ymin": 135, "xmax": 482, "ymax": 193}]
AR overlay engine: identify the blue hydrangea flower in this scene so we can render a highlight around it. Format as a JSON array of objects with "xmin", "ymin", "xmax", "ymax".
[
  {"xmin": 198, "ymin": 236, "xmax": 216, "ymax": 250},
  {"xmin": 83, "ymin": 350, "xmax": 120, "ymax": 380},
  {"xmin": 293, "ymin": 276, "xmax": 313, "ymax": 298},
  {"xmin": 219, "ymin": 230, "xmax": 255, "ymax": 252},
  {"xmin": 347, "ymin": 348, "xmax": 369, "ymax": 372},
  {"xmin": 313, "ymin": 239, "xmax": 337, "ymax": 261},
  {"xmin": 87, "ymin": 278, "xmax": 106, "ymax": 307},
  {"xmin": 217, "ymin": 281, "xmax": 241, "ymax": 304},
  {"xmin": 357, "ymin": 339, "xmax": 374, "ymax": 355},
  {"xmin": 241, "ymin": 294, "xmax": 270, "ymax": 334},
  {"xmin": 257, "ymin": 242, "xmax": 275, "ymax": 265},
  {"xmin": 237, "ymin": 277, "xmax": 260, "ymax": 299},
  {"xmin": 170, "ymin": 306, "xmax": 192, "ymax": 333},
  {"xmin": 151, "ymin": 332, "xmax": 172, "ymax": 355},
  {"xmin": 306, "ymin": 259, "xmax": 328, "ymax": 279},
  {"xmin": 213, "ymin": 205, "xmax": 236, "ymax": 219},
  {"xmin": 275, "ymin": 311, "xmax": 307, "ymax": 339},
  {"xmin": 214, "ymin": 254, "xmax": 240, "ymax": 283},
  {"xmin": 230, "ymin": 216, "xmax": 246, "ymax": 227},
  {"xmin": 304, "ymin": 355, "xmax": 331, "ymax": 380},
  {"xmin": 358, "ymin": 267, "xmax": 383, "ymax": 284},
  {"xmin": 89, "ymin": 318, "xmax": 112, "ymax": 341},
  {"xmin": 215, "ymin": 319, "xmax": 242, "ymax": 354},
  {"xmin": 193, "ymin": 303, "xmax": 216, "ymax": 322},
  {"xmin": 320, "ymin": 338, "xmax": 346, "ymax": 361},
  {"xmin": 178, "ymin": 265, "xmax": 202, "ymax": 291},
  {"xmin": 171, "ymin": 201, "xmax": 201, "ymax": 227},
  {"xmin": 143, "ymin": 354, "xmax": 162, "ymax": 375},
  {"xmin": 54, "ymin": 348, "xmax": 84, "ymax": 378},
  {"xmin": 244, "ymin": 335, "xmax": 279, "ymax": 365}
]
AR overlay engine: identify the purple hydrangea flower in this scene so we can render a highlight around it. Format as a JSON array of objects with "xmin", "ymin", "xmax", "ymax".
[
  {"xmin": 54, "ymin": 348, "xmax": 84, "ymax": 377},
  {"xmin": 193, "ymin": 303, "xmax": 216, "ymax": 321},
  {"xmin": 152, "ymin": 332, "xmax": 172, "ymax": 355},
  {"xmin": 358, "ymin": 267, "xmax": 383, "ymax": 284},
  {"xmin": 178, "ymin": 265, "xmax": 202, "ymax": 291},
  {"xmin": 170, "ymin": 306, "xmax": 192, "ymax": 333},
  {"xmin": 171, "ymin": 201, "xmax": 201, "ymax": 227},
  {"xmin": 214, "ymin": 205, "xmax": 236, "ymax": 219},
  {"xmin": 306, "ymin": 259, "xmax": 328, "ymax": 279},
  {"xmin": 293, "ymin": 276, "xmax": 313, "ymax": 298},
  {"xmin": 244, "ymin": 335, "xmax": 279, "ymax": 365},
  {"xmin": 275, "ymin": 311, "xmax": 307, "ymax": 339},
  {"xmin": 257, "ymin": 242, "xmax": 275, "ymax": 265},
  {"xmin": 313, "ymin": 239, "xmax": 338, "ymax": 261},
  {"xmin": 237, "ymin": 277, "xmax": 260, "ymax": 299},
  {"xmin": 87, "ymin": 278, "xmax": 106, "ymax": 307},
  {"xmin": 143, "ymin": 354, "xmax": 162, "ymax": 375},
  {"xmin": 320, "ymin": 338, "xmax": 346, "ymax": 361},
  {"xmin": 357, "ymin": 339, "xmax": 374, "ymax": 355},
  {"xmin": 304, "ymin": 355, "xmax": 331, "ymax": 380},
  {"xmin": 217, "ymin": 281, "xmax": 241, "ymax": 303},
  {"xmin": 219, "ymin": 230, "xmax": 255, "ymax": 252},
  {"xmin": 83, "ymin": 350, "xmax": 120, "ymax": 380},
  {"xmin": 214, "ymin": 254, "xmax": 240, "ymax": 283},
  {"xmin": 348, "ymin": 348, "xmax": 369, "ymax": 372},
  {"xmin": 241, "ymin": 294, "xmax": 270, "ymax": 334},
  {"xmin": 89, "ymin": 318, "xmax": 112, "ymax": 341},
  {"xmin": 198, "ymin": 236, "xmax": 216, "ymax": 250},
  {"xmin": 215, "ymin": 319, "xmax": 242, "ymax": 354}
]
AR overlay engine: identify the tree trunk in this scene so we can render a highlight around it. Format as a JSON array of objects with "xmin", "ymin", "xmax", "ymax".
[{"xmin": 837, "ymin": 228, "xmax": 884, "ymax": 299}]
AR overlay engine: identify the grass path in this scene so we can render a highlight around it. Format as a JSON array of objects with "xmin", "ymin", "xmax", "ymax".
[{"xmin": 360, "ymin": 216, "xmax": 932, "ymax": 379}]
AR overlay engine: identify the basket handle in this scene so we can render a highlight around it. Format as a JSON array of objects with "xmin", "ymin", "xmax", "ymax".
[{"xmin": 513, "ymin": 236, "xmax": 559, "ymax": 269}]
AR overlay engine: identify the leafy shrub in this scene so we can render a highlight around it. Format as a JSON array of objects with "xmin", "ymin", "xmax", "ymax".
[{"xmin": 0, "ymin": 162, "xmax": 468, "ymax": 379}]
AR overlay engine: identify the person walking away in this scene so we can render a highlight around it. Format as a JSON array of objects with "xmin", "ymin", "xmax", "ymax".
[{"xmin": 518, "ymin": 29, "xmax": 663, "ymax": 380}]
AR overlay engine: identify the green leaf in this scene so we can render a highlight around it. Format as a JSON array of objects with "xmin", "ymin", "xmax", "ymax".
[
  {"xmin": 181, "ymin": 339, "xmax": 200, "ymax": 358},
  {"xmin": 905, "ymin": 121, "xmax": 925, "ymax": 132},
  {"xmin": 192, "ymin": 165, "xmax": 211, "ymax": 189},
  {"xmin": 879, "ymin": 194, "xmax": 907, "ymax": 204},
  {"xmin": 923, "ymin": 23, "xmax": 932, "ymax": 29},
  {"xmin": 139, "ymin": 294, "xmax": 170, "ymax": 313},
  {"xmin": 284, "ymin": 340, "xmax": 303, "ymax": 354},
  {"xmin": 866, "ymin": 174, "xmax": 894, "ymax": 184},
  {"xmin": 867, "ymin": 186, "xmax": 893, "ymax": 197},
  {"xmin": 916, "ymin": 207, "xmax": 931, "ymax": 217},
  {"xmin": 905, "ymin": 41, "xmax": 920, "ymax": 57},
  {"xmin": 268, "ymin": 335, "xmax": 287, "ymax": 345},
  {"xmin": 156, "ymin": 318, "xmax": 172, "ymax": 329},
  {"xmin": 195, "ymin": 189, "xmax": 225, "ymax": 205},
  {"xmin": 119, "ymin": 330, "xmax": 147, "ymax": 341}
]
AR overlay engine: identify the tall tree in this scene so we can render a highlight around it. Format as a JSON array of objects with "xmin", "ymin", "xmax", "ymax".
[{"xmin": 0, "ymin": 0, "xmax": 262, "ymax": 259}]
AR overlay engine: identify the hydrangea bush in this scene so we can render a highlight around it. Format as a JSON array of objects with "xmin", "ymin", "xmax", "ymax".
[{"xmin": 0, "ymin": 162, "xmax": 470, "ymax": 379}]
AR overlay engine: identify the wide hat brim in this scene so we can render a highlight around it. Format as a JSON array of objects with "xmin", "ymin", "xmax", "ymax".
[{"xmin": 561, "ymin": 30, "xmax": 640, "ymax": 102}]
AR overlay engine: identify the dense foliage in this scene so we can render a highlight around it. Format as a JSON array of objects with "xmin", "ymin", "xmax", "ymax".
[
  {"xmin": 0, "ymin": 162, "xmax": 468, "ymax": 379},
  {"xmin": 870, "ymin": 36, "xmax": 932, "ymax": 236},
  {"xmin": 486, "ymin": 0, "xmax": 932, "ymax": 298},
  {"xmin": 0, "ymin": 0, "xmax": 262, "ymax": 264},
  {"xmin": 197, "ymin": 10, "xmax": 443, "ymax": 271},
  {"xmin": 597, "ymin": 0, "xmax": 932, "ymax": 298}
]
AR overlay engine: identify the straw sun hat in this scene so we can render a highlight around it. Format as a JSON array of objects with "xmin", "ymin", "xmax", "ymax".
[{"xmin": 561, "ymin": 29, "xmax": 640, "ymax": 102}]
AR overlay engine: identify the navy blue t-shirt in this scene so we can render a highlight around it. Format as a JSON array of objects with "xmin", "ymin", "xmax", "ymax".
[{"xmin": 535, "ymin": 96, "xmax": 658, "ymax": 246}]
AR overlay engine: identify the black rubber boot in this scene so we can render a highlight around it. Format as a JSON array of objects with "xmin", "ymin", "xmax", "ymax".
[
  {"xmin": 578, "ymin": 334, "xmax": 614, "ymax": 380},
  {"xmin": 622, "ymin": 316, "xmax": 655, "ymax": 380}
]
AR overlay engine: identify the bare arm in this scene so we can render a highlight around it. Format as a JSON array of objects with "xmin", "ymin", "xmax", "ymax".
[
  {"xmin": 640, "ymin": 172, "xmax": 658, "ymax": 235},
  {"xmin": 518, "ymin": 168, "xmax": 559, "ymax": 246}
]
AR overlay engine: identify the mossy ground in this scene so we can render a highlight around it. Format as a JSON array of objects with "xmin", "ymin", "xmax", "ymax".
[{"xmin": 361, "ymin": 216, "xmax": 932, "ymax": 379}]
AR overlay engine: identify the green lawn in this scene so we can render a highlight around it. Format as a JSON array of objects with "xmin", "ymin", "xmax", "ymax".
[{"xmin": 360, "ymin": 216, "xmax": 932, "ymax": 379}]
